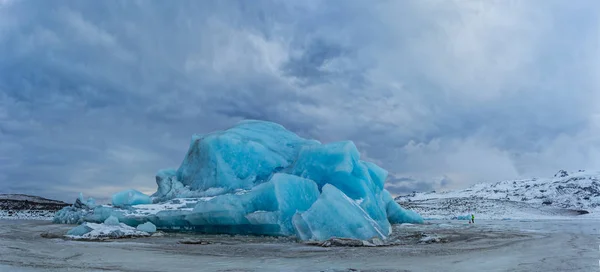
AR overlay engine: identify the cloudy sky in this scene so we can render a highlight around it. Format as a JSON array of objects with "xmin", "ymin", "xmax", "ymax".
[{"xmin": 1, "ymin": 0, "xmax": 599, "ymax": 202}]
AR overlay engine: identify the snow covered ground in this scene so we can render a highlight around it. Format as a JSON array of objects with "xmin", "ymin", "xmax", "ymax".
[
  {"xmin": 0, "ymin": 210, "xmax": 57, "ymax": 220},
  {"xmin": 0, "ymin": 219, "xmax": 597, "ymax": 271},
  {"xmin": 395, "ymin": 170, "xmax": 600, "ymax": 220}
]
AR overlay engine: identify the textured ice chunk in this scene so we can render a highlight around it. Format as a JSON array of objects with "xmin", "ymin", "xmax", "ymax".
[
  {"xmin": 293, "ymin": 184, "xmax": 387, "ymax": 241},
  {"xmin": 151, "ymin": 169, "xmax": 181, "ymax": 202},
  {"xmin": 176, "ymin": 120, "xmax": 318, "ymax": 192},
  {"xmin": 53, "ymin": 194, "xmax": 96, "ymax": 224},
  {"xmin": 112, "ymin": 189, "xmax": 152, "ymax": 207},
  {"xmin": 136, "ymin": 222, "xmax": 157, "ymax": 233},
  {"xmin": 67, "ymin": 224, "xmax": 93, "ymax": 236},
  {"xmin": 104, "ymin": 215, "xmax": 120, "ymax": 226}
]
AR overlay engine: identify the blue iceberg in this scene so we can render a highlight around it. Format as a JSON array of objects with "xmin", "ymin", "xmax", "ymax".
[
  {"xmin": 54, "ymin": 120, "xmax": 422, "ymax": 241},
  {"xmin": 112, "ymin": 189, "xmax": 152, "ymax": 207}
]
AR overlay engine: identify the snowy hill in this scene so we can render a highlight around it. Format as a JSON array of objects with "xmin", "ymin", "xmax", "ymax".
[
  {"xmin": 0, "ymin": 194, "xmax": 69, "ymax": 220},
  {"xmin": 394, "ymin": 170, "xmax": 600, "ymax": 220}
]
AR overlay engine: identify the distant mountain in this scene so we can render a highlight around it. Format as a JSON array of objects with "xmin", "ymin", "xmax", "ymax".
[
  {"xmin": 395, "ymin": 170, "xmax": 600, "ymax": 220},
  {"xmin": 0, "ymin": 194, "xmax": 70, "ymax": 220}
]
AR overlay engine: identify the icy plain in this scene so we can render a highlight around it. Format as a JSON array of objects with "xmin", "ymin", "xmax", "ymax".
[{"xmin": 0, "ymin": 219, "xmax": 597, "ymax": 272}]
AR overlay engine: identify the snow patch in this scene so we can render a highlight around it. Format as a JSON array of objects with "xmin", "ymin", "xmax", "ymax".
[{"xmin": 65, "ymin": 223, "xmax": 151, "ymax": 240}]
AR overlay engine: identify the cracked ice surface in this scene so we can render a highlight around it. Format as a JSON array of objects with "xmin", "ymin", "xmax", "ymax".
[{"xmin": 54, "ymin": 120, "xmax": 422, "ymax": 240}]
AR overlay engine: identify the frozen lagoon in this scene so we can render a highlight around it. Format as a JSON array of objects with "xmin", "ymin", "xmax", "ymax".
[{"xmin": 0, "ymin": 219, "xmax": 597, "ymax": 272}]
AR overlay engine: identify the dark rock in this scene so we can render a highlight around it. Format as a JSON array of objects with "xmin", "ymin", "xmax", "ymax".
[
  {"xmin": 0, "ymin": 195, "xmax": 69, "ymax": 211},
  {"xmin": 73, "ymin": 198, "xmax": 89, "ymax": 210},
  {"xmin": 40, "ymin": 231, "xmax": 64, "ymax": 239},
  {"xmin": 108, "ymin": 230, "xmax": 125, "ymax": 238}
]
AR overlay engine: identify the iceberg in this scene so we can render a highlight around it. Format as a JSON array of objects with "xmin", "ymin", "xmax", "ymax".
[{"xmin": 54, "ymin": 120, "xmax": 422, "ymax": 241}]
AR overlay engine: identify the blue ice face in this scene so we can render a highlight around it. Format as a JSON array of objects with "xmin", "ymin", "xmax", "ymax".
[
  {"xmin": 55, "ymin": 120, "xmax": 423, "ymax": 241},
  {"xmin": 291, "ymin": 141, "xmax": 392, "ymax": 237},
  {"xmin": 176, "ymin": 120, "xmax": 319, "ymax": 192},
  {"xmin": 381, "ymin": 189, "xmax": 424, "ymax": 224},
  {"xmin": 293, "ymin": 184, "xmax": 389, "ymax": 241},
  {"xmin": 186, "ymin": 173, "xmax": 320, "ymax": 235}
]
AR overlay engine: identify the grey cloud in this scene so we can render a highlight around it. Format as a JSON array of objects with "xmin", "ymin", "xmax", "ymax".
[{"xmin": 1, "ymin": 0, "xmax": 599, "ymax": 201}]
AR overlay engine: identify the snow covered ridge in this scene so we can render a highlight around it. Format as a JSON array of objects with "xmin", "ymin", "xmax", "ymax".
[
  {"xmin": 0, "ymin": 194, "xmax": 69, "ymax": 220},
  {"xmin": 395, "ymin": 170, "xmax": 600, "ymax": 219},
  {"xmin": 396, "ymin": 170, "xmax": 600, "ymax": 210},
  {"xmin": 0, "ymin": 194, "xmax": 67, "ymax": 204},
  {"xmin": 54, "ymin": 120, "xmax": 423, "ymax": 241}
]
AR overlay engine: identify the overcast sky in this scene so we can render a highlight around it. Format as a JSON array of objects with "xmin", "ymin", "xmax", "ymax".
[{"xmin": 1, "ymin": 0, "xmax": 599, "ymax": 202}]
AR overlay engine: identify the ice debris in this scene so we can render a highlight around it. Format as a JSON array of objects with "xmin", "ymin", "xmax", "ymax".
[
  {"xmin": 54, "ymin": 120, "xmax": 422, "ymax": 241},
  {"xmin": 53, "ymin": 193, "xmax": 96, "ymax": 224}
]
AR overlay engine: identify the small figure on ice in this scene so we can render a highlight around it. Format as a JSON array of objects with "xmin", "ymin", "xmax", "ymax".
[{"xmin": 471, "ymin": 214, "xmax": 474, "ymax": 224}]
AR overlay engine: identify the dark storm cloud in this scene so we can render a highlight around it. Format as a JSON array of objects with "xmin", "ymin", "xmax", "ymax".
[{"xmin": 1, "ymin": 0, "xmax": 599, "ymax": 201}]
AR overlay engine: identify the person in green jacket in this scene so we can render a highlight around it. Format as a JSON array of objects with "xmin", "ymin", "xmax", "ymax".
[{"xmin": 471, "ymin": 214, "xmax": 475, "ymax": 224}]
